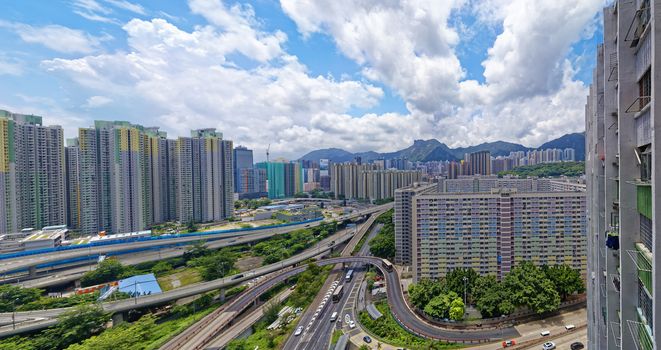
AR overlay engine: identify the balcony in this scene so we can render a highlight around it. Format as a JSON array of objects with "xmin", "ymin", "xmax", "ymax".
[
  {"xmin": 610, "ymin": 321, "xmax": 622, "ymax": 348},
  {"xmin": 627, "ymin": 319, "xmax": 654, "ymax": 350},
  {"xmin": 625, "ymin": 1, "xmax": 651, "ymax": 48},
  {"xmin": 625, "ymin": 96, "xmax": 651, "ymax": 114},
  {"xmin": 627, "ymin": 243, "xmax": 652, "ymax": 294}
]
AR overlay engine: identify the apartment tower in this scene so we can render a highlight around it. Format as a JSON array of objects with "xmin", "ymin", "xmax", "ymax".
[{"xmin": 586, "ymin": 1, "xmax": 659, "ymax": 349}]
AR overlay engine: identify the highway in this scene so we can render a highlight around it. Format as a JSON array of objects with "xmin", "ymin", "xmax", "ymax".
[
  {"xmin": 283, "ymin": 223, "xmax": 383, "ymax": 350},
  {"xmin": 159, "ymin": 210, "xmax": 386, "ymax": 349},
  {"xmin": 204, "ymin": 288, "xmax": 294, "ymax": 350},
  {"xmin": 16, "ymin": 230, "xmax": 300, "ymax": 289},
  {"xmin": 0, "ymin": 203, "xmax": 392, "ymax": 276},
  {"xmin": 0, "ymin": 257, "xmax": 520, "ymax": 344},
  {"xmin": 0, "ymin": 228, "xmax": 356, "ymax": 336}
]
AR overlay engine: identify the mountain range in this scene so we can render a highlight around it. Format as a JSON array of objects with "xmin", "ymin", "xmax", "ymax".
[{"xmin": 299, "ymin": 132, "xmax": 585, "ymax": 163}]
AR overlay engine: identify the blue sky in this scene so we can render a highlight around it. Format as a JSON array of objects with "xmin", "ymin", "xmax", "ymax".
[{"xmin": 0, "ymin": 0, "xmax": 606, "ymax": 160}]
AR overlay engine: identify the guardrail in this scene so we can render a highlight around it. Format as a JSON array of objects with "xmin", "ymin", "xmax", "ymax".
[
  {"xmin": 414, "ymin": 296, "xmax": 587, "ymax": 330},
  {"xmin": 0, "ymin": 218, "xmax": 325, "ymax": 260}
]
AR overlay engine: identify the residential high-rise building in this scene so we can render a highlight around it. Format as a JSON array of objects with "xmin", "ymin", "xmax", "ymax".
[
  {"xmin": 563, "ymin": 148, "xmax": 576, "ymax": 161},
  {"xmin": 0, "ymin": 110, "xmax": 65, "ymax": 234},
  {"xmin": 94, "ymin": 121, "xmax": 153, "ymax": 234},
  {"xmin": 256, "ymin": 161, "xmax": 302, "ymax": 199},
  {"xmin": 468, "ymin": 150, "xmax": 491, "ymax": 175},
  {"xmin": 394, "ymin": 182, "xmax": 437, "ymax": 265},
  {"xmin": 233, "ymin": 146, "xmax": 253, "ymax": 194},
  {"xmin": 75, "ymin": 122, "xmax": 179, "ymax": 235},
  {"xmin": 65, "ymin": 138, "xmax": 81, "ymax": 230},
  {"xmin": 175, "ymin": 129, "xmax": 234, "ymax": 224},
  {"xmin": 586, "ymin": 1, "xmax": 659, "ymax": 349},
  {"xmin": 408, "ymin": 188, "xmax": 586, "ymax": 281},
  {"xmin": 330, "ymin": 162, "xmax": 423, "ymax": 200}
]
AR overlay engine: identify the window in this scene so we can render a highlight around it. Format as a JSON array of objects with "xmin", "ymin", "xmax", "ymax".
[
  {"xmin": 640, "ymin": 214, "xmax": 653, "ymax": 253},
  {"xmin": 639, "ymin": 279, "xmax": 654, "ymax": 331},
  {"xmin": 638, "ymin": 69, "xmax": 651, "ymax": 109},
  {"xmin": 640, "ymin": 148, "xmax": 651, "ymax": 182}
]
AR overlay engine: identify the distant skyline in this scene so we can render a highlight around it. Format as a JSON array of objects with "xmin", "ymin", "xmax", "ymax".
[{"xmin": 0, "ymin": 0, "xmax": 605, "ymax": 160}]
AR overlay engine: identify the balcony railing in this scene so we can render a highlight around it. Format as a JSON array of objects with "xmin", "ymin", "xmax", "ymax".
[
  {"xmin": 627, "ymin": 244, "xmax": 652, "ymax": 294},
  {"xmin": 625, "ymin": 96, "xmax": 651, "ymax": 113},
  {"xmin": 627, "ymin": 319, "xmax": 654, "ymax": 350},
  {"xmin": 625, "ymin": 3, "xmax": 651, "ymax": 47},
  {"xmin": 610, "ymin": 321, "xmax": 622, "ymax": 348}
]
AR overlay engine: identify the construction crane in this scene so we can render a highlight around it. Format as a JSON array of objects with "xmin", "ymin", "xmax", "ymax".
[{"xmin": 266, "ymin": 143, "xmax": 270, "ymax": 163}]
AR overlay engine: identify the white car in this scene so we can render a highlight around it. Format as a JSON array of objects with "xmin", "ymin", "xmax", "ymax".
[
  {"xmin": 542, "ymin": 342, "xmax": 556, "ymax": 350},
  {"xmin": 349, "ymin": 320, "xmax": 356, "ymax": 329},
  {"xmin": 294, "ymin": 326, "xmax": 303, "ymax": 336}
]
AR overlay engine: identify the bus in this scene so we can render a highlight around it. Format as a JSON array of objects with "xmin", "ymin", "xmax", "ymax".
[
  {"xmin": 332, "ymin": 285, "xmax": 344, "ymax": 303},
  {"xmin": 345, "ymin": 269, "xmax": 354, "ymax": 283},
  {"xmin": 381, "ymin": 259, "xmax": 394, "ymax": 272}
]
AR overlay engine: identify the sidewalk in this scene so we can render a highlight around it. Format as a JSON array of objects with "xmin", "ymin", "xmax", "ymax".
[{"xmin": 464, "ymin": 307, "xmax": 586, "ymax": 350}]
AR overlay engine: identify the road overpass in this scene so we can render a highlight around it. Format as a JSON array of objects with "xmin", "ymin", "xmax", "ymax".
[
  {"xmin": 0, "ymin": 254, "xmax": 519, "ymax": 344},
  {"xmin": 158, "ymin": 255, "xmax": 518, "ymax": 347},
  {"xmin": 0, "ymin": 203, "xmax": 392, "ymax": 276},
  {"xmin": 0, "ymin": 228, "xmax": 357, "ymax": 336},
  {"xmin": 161, "ymin": 210, "xmax": 385, "ymax": 350}
]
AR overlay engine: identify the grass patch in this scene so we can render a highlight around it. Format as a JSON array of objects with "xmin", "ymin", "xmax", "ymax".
[
  {"xmin": 359, "ymin": 301, "xmax": 463, "ymax": 350},
  {"xmin": 157, "ymin": 268, "xmax": 202, "ymax": 291},
  {"xmin": 330, "ymin": 329, "xmax": 343, "ymax": 347},
  {"xmin": 226, "ymin": 263, "xmax": 332, "ymax": 350}
]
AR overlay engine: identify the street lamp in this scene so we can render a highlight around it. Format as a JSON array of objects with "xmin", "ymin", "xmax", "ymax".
[{"xmin": 462, "ymin": 276, "xmax": 468, "ymax": 306}]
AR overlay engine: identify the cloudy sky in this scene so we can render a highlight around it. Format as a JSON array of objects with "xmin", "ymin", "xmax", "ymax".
[{"xmin": 0, "ymin": 0, "xmax": 605, "ymax": 160}]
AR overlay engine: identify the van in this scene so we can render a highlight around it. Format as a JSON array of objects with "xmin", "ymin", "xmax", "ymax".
[
  {"xmin": 565, "ymin": 324, "xmax": 576, "ymax": 331},
  {"xmin": 330, "ymin": 312, "xmax": 338, "ymax": 322},
  {"xmin": 540, "ymin": 330, "xmax": 551, "ymax": 336}
]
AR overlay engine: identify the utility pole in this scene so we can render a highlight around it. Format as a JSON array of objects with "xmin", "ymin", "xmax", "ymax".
[{"xmin": 463, "ymin": 276, "xmax": 468, "ymax": 306}]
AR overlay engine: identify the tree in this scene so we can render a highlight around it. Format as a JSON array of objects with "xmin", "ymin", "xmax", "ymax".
[
  {"xmin": 186, "ymin": 220, "xmax": 198, "ymax": 232},
  {"xmin": 422, "ymin": 291, "xmax": 460, "ymax": 319},
  {"xmin": 370, "ymin": 210, "xmax": 396, "ymax": 259},
  {"xmin": 542, "ymin": 264, "xmax": 585, "ymax": 300},
  {"xmin": 503, "ymin": 262, "xmax": 561, "ymax": 314},
  {"xmin": 81, "ymin": 259, "xmax": 131, "ymax": 287},
  {"xmin": 0, "ymin": 285, "xmax": 42, "ymax": 312},
  {"xmin": 445, "ymin": 268, "xmax": 479, "ymax": 302},
  {"xmin": 66, "ymin": 314, "xmax": 156, "ymax": 350},
  {"xmin": 183, "ymin": 241, "xmax": 209, "ymax": 260},
  {"xmin": 188, "ymin": 252, "xmax": 236, "ymax": 281},
  {"xmin": 31, "ymin": 305, "xmax": 110, "ymax": 350},
  {"xmin": 293, "ymin": 192, "xmax": 309, "ymax": 198},
  {"xmin": 408, "ymin": 278, "xmax": 445, "ymax": 309},
  {"xmin": 151, "ymin": 261, "xmax": 172, "ymax": 276},
  {"xmin": 449, "ymin": 298, "xmax": 465, "ymax": 321}
]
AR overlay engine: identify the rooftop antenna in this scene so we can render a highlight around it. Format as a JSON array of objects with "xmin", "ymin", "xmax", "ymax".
[{"xmin": 266, "ymin": 143, "xmax": 271, "ymax": 163}]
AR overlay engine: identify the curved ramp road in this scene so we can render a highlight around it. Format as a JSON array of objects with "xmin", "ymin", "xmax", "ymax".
[
  {"xmin": 0, "ymin": 204, "xmax": 392, "ymax": 275},
  {"xmin": 167, "ymin": 211, "xmax": 386, "ymax": 350},
  {"xmin": 0, "ymin": 255, "xmax": 519, "ymax": 344}
]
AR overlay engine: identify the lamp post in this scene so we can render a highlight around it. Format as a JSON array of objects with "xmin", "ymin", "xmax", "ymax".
[{"xmin": 463, "ymin": 276, "xmax": 468, "ymax": 306}]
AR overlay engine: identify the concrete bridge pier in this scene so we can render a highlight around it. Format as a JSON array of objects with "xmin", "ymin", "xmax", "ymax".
[
  {"xmin": 112, "ymin": 312, "xmax": 125, "ymax": 326},
  {"xmin": 28, "ymin": 266, "xmax": 37, "ymax": 277},
  {"xmin": 219, "ymin": 288, "xmax": 226, "ymax": 303}
]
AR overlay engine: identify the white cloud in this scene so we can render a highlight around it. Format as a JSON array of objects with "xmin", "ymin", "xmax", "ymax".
[
  {"xmin": 0, "ymin": 57, "xmax": 22, "ymax": 76},
  {"xmin": 280, "ymin": 0, "xmax": 465, "ymax": 115},
  {"xmin": 35, "ymin": 0, "xmax": 605, "ymax": 159},
  {"xmin": 71, "ymin": 0, "xmax": 119, "ymax": 24},
  {"xmin": 83, "ymin": 95, "xmax": 113, "ymax": 108},
  {"xmin": 0, "ymin": 21, "xmax": 107, "ymax": 54},
  {"xmin": 42, "ymin": 13, "xmax": 383, "ymax": 159},
  {"xmin": 280, "ymin": 0, "xmax": 604, "ymax": 150},
  {"xmin": 188, "ymin": 0, "xmax": 286, "ymax": 62},
  {"xmin": 104, "ymin": 0, "xmax": 146, "ymax": 15}
]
